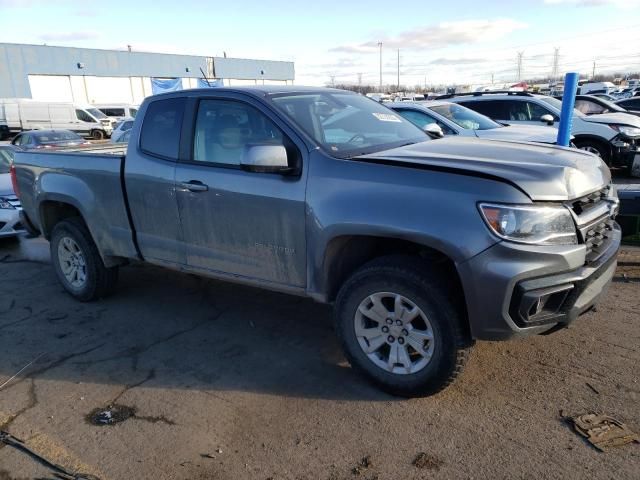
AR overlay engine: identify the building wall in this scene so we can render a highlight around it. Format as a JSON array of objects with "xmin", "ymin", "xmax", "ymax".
[{"xmin": 0, "ymin": 43, "xmax": 295, "ymax": 103}]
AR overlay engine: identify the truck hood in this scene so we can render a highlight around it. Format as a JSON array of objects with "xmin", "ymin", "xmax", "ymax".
[
  {"xmin": 474, "ymin": 124, "xmax": 558, "ymax": 144},
  {"xmin": 358, "ymin": 137, "xmax": 610, "ymax": 201},
  {"xmin": 581, "ymin": 111, "xmax": 640, "ymax": 127}
]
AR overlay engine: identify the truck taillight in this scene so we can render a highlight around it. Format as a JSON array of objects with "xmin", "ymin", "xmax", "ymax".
[{"xmin": 10, "ymin": 163, "xmax": 20, "ymax": 199}]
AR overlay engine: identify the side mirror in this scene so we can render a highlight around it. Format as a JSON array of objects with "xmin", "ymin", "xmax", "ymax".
[
  {"xmin": 540, "ymin": 114, "xmax": 555, "ymax": 126},
  {"xmin": 424, "ymin": 123, "xmax": 444, "ymax": 139},
  {"xmin": 241, "ymin": 145, "xmax": 292, "ymax": 174}
]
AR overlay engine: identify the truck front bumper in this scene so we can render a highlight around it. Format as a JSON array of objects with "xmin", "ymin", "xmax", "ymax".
[{"xmin": 458, "ymin": 223, "xmax": 621, "ymax": 340}]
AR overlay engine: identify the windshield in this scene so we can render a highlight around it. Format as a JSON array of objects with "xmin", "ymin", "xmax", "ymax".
[
  {"xmin": 429, "ymin": 103, "xmax": 501, "ymax": 130},
  {"xmin": 0, "ymin": 148, "xmax": 13, "ymax": 174},
  {"xmin": 86, "ymin": 108, "xmax": 108, "ymax": 119},
  {"xmin": 270, "ymin": 92, "xmax": 427, "ymax": 158},
  {"xmin": 537, "ymin": 96, "xmax": 586, "ymax": 117}
]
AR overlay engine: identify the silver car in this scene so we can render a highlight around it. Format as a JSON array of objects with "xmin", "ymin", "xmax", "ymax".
[
  {"xmin": 389, "ymin": 101, "xmax": 560, "ymax": 144},
  {"xmin": 0, "ymin": 146, "xmax": 24, "ymax": 238}
]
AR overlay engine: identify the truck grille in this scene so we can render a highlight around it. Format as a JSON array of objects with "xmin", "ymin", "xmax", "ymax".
[
  {"xmin": 583, "ymin": 219, "xmax": 614, "ymax": 263},
  {"xmin": 570, "ymin": 186, "xmax": 610, "ymax": 216},
  {"xmin": 569, "ymin": 185, "xmax": 617, "ymax": 264}
]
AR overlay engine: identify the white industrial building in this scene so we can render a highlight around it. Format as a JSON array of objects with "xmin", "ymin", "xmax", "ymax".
[{"xmin": 0, "ymin": 43, "xmax": 295, "ymax": 105}]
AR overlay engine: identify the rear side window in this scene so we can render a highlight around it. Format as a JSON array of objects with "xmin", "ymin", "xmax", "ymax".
[
  {"xmin": 140, "ymin": 98, "xmax": 185, "ymax": 160},
  {"xmin": 460, "ymin": 100, "xmax": 509, "ymax": 120},
  {"xmin": 101, "ymin": 108, "xmax": 126, "ymax": 117}
]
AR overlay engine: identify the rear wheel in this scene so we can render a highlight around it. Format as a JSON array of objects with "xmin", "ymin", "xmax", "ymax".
[
  {"xmin": 50, "ymin": 217, "xmax": 118, "ymax": 301},
  {"xmin": 334, "ymin": 256, "xmax": 473, "ymax": 397}
]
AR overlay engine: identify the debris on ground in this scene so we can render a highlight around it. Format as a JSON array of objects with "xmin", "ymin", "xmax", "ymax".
[
  {"xmin": 86, "ymin": 405, "xmax": 136, "ymax": 426},
  {"xmin": 413, "ymin": 452, "xmax": 443, "ymax": 470},
  {"xmin": 0, "ymin": 353, "xmax": 45, "ymax": 391},
  {"xmin": 0, "ymin": 431, "xmax": 100, "ymax": 480},
  {"xmin": 567, "ymin": 413, "xmax": 640, "ymax": 451},
  {"xmin": 351, "ymin": 455, "xmax": 372, "ymax": 475},
  {"xmin": 585, "ymin": 382, "xmax": 600, "ymax": 395}
]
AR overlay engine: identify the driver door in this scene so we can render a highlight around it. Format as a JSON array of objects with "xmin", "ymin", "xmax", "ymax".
[{"xmin": 175, "ymin": 97, "xmax": 307, "ymax": 287}]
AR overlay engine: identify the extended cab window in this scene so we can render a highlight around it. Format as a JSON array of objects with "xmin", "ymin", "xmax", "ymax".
[
  {"xmin": 140, "ymin": 98, "xmax": 186, "ymax": 160},
  {"xmin": 193, "ymin": 99, "xmax": 284, "ymax": 165}
]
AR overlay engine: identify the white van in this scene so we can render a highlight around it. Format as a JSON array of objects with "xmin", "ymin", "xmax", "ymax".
[
  {"xmin": 94, "ymin": 104, "xmax": 139, "ymax": 121},
  {"xmin": 577, "ymin": 82, "xmax": 616, "ymax": 95},
  {"xmin": 0, "ymin": 99, "xmax": 113, "ymax": 139}
]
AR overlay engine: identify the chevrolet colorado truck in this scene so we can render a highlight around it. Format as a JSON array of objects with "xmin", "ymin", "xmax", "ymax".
[{"xmin": 11, "ymin": 87, "xmax": 621, "ymax": 396}]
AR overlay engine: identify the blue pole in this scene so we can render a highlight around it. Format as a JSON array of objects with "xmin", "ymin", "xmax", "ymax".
[{"xmin": 557, "ymin": 72, "xmax": 579, "ymax": 146}]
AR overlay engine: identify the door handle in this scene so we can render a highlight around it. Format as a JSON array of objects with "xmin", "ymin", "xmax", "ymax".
[{"xmin": 179, "ymin": 181, "xmax": 209, "ymax": 192}]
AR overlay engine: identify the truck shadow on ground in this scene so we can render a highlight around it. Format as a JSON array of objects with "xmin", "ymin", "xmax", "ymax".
[{"xmin": 0, "ymin": 240, "xmax": 393, "ymax": 403}]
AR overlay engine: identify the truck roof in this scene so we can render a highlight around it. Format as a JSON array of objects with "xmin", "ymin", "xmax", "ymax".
[{"xmin": 152, "ymin": 85, "xmax": 354, "ymax": 98}]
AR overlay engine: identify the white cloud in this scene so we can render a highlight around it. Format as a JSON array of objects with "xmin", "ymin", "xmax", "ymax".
[
  {"xmin": 39, "ymin": 32, "xmax": 99, "ymax": 42},
  {"xmin": 331, "ymin": 19, "xmax": 527, "ymax": 53},
  {"xmin": 543, "ymin": 0, "xmax": 640, "ymax": 7}
]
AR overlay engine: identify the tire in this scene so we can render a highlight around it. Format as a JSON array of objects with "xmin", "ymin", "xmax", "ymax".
[
  {"xmin": 334, "ymin": 255, "xmax": 473, "ymax": 397},
  {"xmin": 574, "ymin": 139, "xmax": 609, "ymax": 164},
  {"xmin": 91, "ymin": 129, "xmax": 105, "ymax": 140},
  {"xmin": 50, "ymin": 217, "xmax": 118, "ymax": 301}
]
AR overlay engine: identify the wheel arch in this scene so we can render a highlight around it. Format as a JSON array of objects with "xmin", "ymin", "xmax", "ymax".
[{"xmin": 318, "ymin": 234, "xmax": 469, "ymax": 334}]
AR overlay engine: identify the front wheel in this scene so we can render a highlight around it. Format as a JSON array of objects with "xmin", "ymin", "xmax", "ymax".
[
  {"xmin": 574, "ymin": 139, "xmax": 609, "ymax": 164},
  {"xmin": 90, "ymin": 129, "xmax": 105, "ymax": 140},
  {"xmin": 334, "ymin": 256, "xmax": 473, "ymax": 397},
  {"xmin": 50, "ymin": 217, "xmax": 118, "ymax": 301}
]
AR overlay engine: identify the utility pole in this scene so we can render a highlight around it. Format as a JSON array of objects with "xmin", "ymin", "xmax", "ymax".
[
  {"xmin": 330, "ymin": 75, "xmax": 335, "ymax": 87},
  {"xmin": 551, "ymin": 47, "xmax": 559, "ymax": 83},
  {"xmin": 378, "ymin": 42, "xmax": 383, "ymax": 91},
  {"xmin": 491, "ymin": 72, "xmax": 494, "ymax": 85},
  {"xmin": 516, "ymin": 51, "xmax": 524, "ymax": 82},
  {"xmin": 397, "ymin": 49, "xmax": 400, "ymax": 92},
  {"xmin": 357, "ymin": 72, "xmax": 362, "ymax": 93},
  {"xmin": 592, "ymin": 60, "xmax": 596, "ymax": 79}
]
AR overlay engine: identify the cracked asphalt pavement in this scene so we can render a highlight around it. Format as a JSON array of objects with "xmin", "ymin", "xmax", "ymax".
[{"xmin": 0, "ymin": 237, "xmax": 639, "ymax": 479}]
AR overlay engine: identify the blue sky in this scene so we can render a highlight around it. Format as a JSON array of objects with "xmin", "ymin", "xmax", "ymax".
[{"xmin": 1, "ymin": 0, "xmax": 639, "ymax": 87}]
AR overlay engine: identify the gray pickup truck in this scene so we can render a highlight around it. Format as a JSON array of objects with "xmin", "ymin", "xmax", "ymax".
[{"xmin": 12, "ymin": 87, "xmax": 621, "ymax": 396}]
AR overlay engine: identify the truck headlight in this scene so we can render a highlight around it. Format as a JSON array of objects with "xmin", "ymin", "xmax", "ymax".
[
  {"xmin": 0, "ymin": 198, "xmax": 15, "ymax": 210},
  {"xmin": 610, "ymin": 124, "xmax": 640, "ymax": 137},
  {"xmin": 479, "ymin": 203, "xmax": 577, "ymax": 245}
]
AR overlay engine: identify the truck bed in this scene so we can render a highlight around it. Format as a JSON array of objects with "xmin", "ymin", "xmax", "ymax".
[{"xmin": 14, "ymin": 148, "xmax": 139, "ymax": 264}]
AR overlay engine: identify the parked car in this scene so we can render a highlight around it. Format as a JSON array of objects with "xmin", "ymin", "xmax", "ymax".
[
  {"xmin": 389, "ymin": 101, "xmax": 560, "ymax": 144},
  {"xmin": 577, "ymin": 82, "xmax": 616, "ymax": 96},
  {"xmin": 0, "ymin": 145, "xmax": 24, "ymax": 238},
  {"xmin": 616, "ymin": 97, "xmax": 640, "ymax": 114},
  {"xmin": 110, "ymin": 117, "xmax": 135, "ymax": 143},
  {"xmin": 443, "ymin": 91, "xmax": 640, "ymax": 172},
  {"xmin": 556, "ymin": 95, "xmax": 640, "ymax": 118},
  {"xmin": 95, "ymin": 104, "xmax": 139, "ymax": 121},
  {"xmin": 13, "ymin": 86, "xmax": 621, "ymax": 397},
  {"xmin": 11, "ymin": 130, "xmax": 90, "ymax": 150},
  {"xmin": 0, "ymin": 98, "xmax": 113, "ymax": 139}
]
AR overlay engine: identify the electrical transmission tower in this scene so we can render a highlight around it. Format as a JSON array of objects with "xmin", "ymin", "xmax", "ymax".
[
  {"xmin": 551, "ymin": 47, "xmax": 560, "ymax": 83},
  {"xmin": 516, "ymin": 51, "xmax": 524, "ymax": 81}
]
